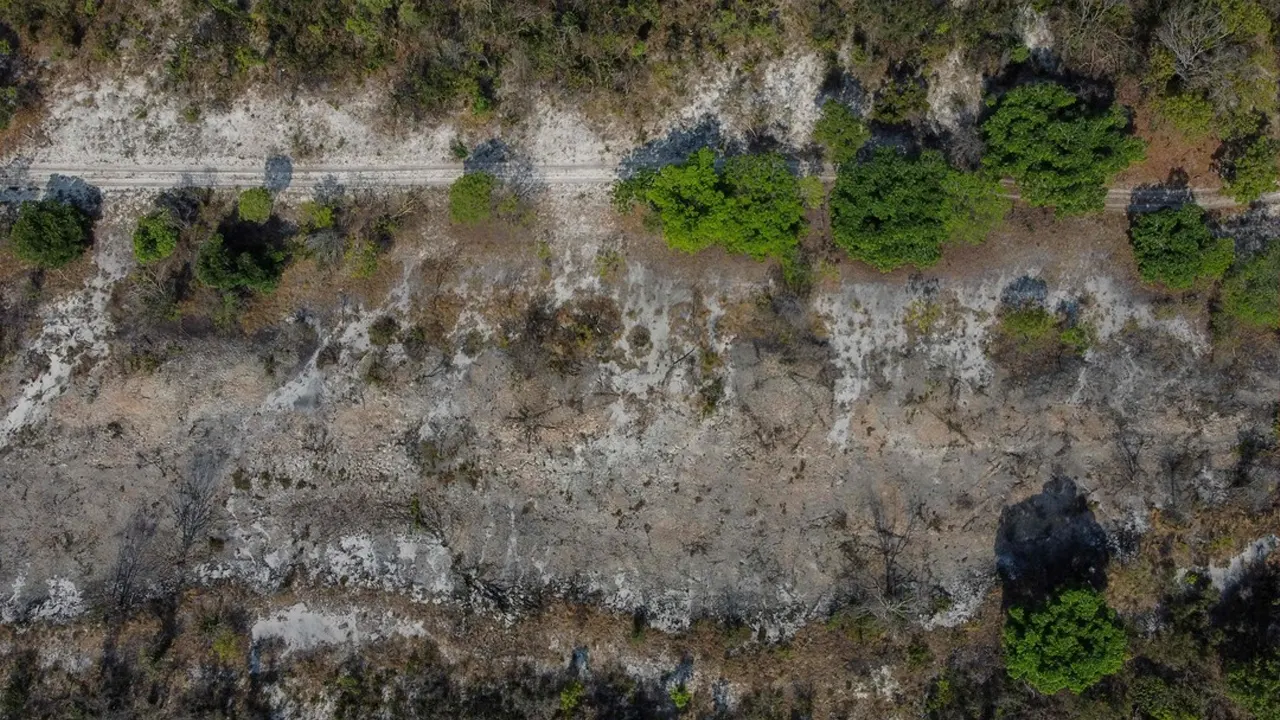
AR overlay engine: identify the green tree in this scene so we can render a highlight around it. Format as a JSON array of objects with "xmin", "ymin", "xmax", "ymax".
[
  {"xmin": 132, "ymin": 209, "xmax": 180, "ymax": 264},
  {"xmin": 8, "ymin": 199, "xmax": 92, "ymax": 268},
  {"xmin": 1128, "ymin": 204, "xmax": 1234, "ymax": 290},
  {"xmin": 1221, "ymin": 243, "xmax": 1280, "ymax": 327},
  {"xmin": 829, "ymin": 146, "xmax": 1006, "ymax": 271},
  {"xmin": 813, "ymin": 99, "xmax": 870, "ymax": 166},
  {"xmin": 238, "ymin": 188, "xmax": 274, "ymax": 224},
  {"xmin": 1131, "ymin": 673, "xmax": 1206, "ymax": 720},
  {"xmin": 1221, "ymin": 135, "xmax": 1279, "ymax": 204},
  {"xmin": 449, "ymin": 171, "xmax": 496, "ymax": 224},
  {"xmin": 195, "ymin": 233, "xmax": 288, "ymax": 294},
  {"xmin": 1003, "ymin": 587, "xmax": 1128, "ymax": 695},
  {"xmin": 1226, "ymin": 655, "xmax": 1280, "ymax": 720},
  {"xmin": 982, "ymin": 83, "xmax": 1145, "ymax": 215},
  {"xmin": 642, "ymin": 148, "xmax": 805, "ymax": 260}
]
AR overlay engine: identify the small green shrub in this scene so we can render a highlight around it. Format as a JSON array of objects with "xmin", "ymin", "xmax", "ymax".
[
  {"xmin": 132, "ymin": 209, "xmax": 180, "ymax": 264},
  {"xmin": 559, "ymin": 680, "xmax": 585, "ymax": 715},
  {"xmin": 1222, "ymin": 135, "xmax": 1279, "ymax": 204},
  {"xmin": 238, "ymin": 188, "xmax": 274, "ymax": 224},
  {"xmin": 195, "ymin": 233, "xmax": 288, "ymax": 294},
  {"xmin": 982, "ymin": 83, "xmax": 1145, "ymax": 215},
  {"xmin": 8, "ymin": 199, "xmax": 92, "ymax": 268},
  {"xmin": 1003, "ymin": 587, "xmax": 1127, "ymax": 695},
  {"xmin": 1128, "ymin": 205, "xmax": 1234, "ymax": 290},
  {"xmin": 1131, "ymin": 673, "xmax": 1205, "ymax": 720},
  {"xmin": 830, "ymin": 146, "xmax": 1006, "ymax": 271},
  {"xmin": 1221, "ymin": 243, "xmax": 1280, "ymax": 328},
  {"xmin": 1156, "ymin": 92, "xmax": 1215, "ymax": 138},
  {"xmin": 1226, "ymin": 655, "xmax": 1280, "ymax": 720},
  {"xmin": 669, "ymin": 685, "xmax": 692, "ymax": 711},
  {"xmin": 873, "ymin": 72, "xmax": 929, "ymax": 124},
  {"xmin": 1000, "ymin": 306, "xmax": 1058, "ymax": 347},
  {"xmin": 299, "ymin": 201, "xmax": 335, "ymax": 231},
  {"xmin": 449, "ymin": 172, "xmax": 496, "ymax": 224},
  {"xmin": 813, "ymin": 99, "xmax": 870, "ymax": 166}
]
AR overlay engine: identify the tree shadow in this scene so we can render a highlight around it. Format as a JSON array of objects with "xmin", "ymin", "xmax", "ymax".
[
  {"xmin": 617, "ymin": 116, "xmax": 730, "ymax": 179},
  {"xmin": 45, "ymin": 174, "xmax": 103, "ymax": 219},
  {"xmin": 463, "ymin": 138, "xmax": 540, "ymax": 198},
  {"xmin": 995, "ymin": 476, "xmax": 1109, "ymax": 606},
  {"xmin": 1127, "ymin": 168, "xmax": 1194, "ymax": 215},
  {"xmin": 999, "ymin": 275, "xmax": 1048, "ymax": 309},
  {"xmin": 264, "ymin": 155, "xmax": 293, "ymax": 194},
  {"xmin": 1212, "ymin": 544, "xmax": 1280, "ymax": 663}
]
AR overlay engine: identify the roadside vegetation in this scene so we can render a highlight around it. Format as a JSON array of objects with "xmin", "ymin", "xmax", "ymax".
[{"xmin": 6, "ymin": 199, "xmax": 92, "ymax": 268}]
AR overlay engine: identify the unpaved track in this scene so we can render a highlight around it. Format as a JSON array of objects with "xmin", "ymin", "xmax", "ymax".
[{"xmin": 9, "ymin": 161, "xmax": 1279, "ymax": 211}]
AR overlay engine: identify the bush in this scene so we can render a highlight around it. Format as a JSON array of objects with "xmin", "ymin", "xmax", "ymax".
[
  {"xmin": 195, "ymin": 233, "xmax": 288, "ymax": 294},
  {"xmin": 1221, "ymin": 243, "xmax": 1280, "ymax": 328},
  {"xmin": 1221, "ymin": 135, "xmax": 1279, "ymax": 204},
  {"xmin": 641, "ymin": 148, "xmax": 805, "ymax": 260},
  {"xmin": 1131, "ymin": 674, "xmax": 1206, "ymax": 720},
  {"xmin": 1155, "ymin": 92, "xmax": 1215, "ymax": 138},
  {"xmin": 132, "ymin": 209, "xmax": 179, "ymax": 264},
  {"xmin": 813, "ymin": 99, "xmax": 870, "ymax": 166},
  {"xmin": 982, "ymin": 83, "xmax": 1145, "ymax": 215},
  {"xmin": 1128, "ymin": 205, "xmax": 1234, "ymax": 290},
  {"xmin": 449, "ymin": 172, "xmax": 496, "ymax": 224},
  {"xmin": 238, "ymin": 188, "xmax": 273, "ymax": 224},
  {"xmin": 1003, "ymin": 587, "xmax": 1128, "ymax": 695},
  {"xmin": 830, "ymin": 146, "xmax": 1006, "ymax": 271},
  {"xmin": 8, "ymin": 199, "xmax": 92, "ymax": 268},
  {"xmin": 1226, "ymin": 655, "xmax": 1280, "ymax": 720}
]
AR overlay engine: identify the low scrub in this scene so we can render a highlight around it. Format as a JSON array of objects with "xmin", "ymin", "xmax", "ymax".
[
  {"xmin": 1220, "ymin": 243, "xmax": 1280, "ymax": 328},
  {"xmin": 132, "ymin": 209, "xmax": 180, "ymax": 264}
]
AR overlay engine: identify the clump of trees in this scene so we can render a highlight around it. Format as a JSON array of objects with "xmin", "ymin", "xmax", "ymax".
[
  {"xmin": 1127, "ymin": 204, "xmax": 1234, "ymax": 290},
  {"xmin": 1220, "ymin": 243, "xmax": 1280, "ymax": 328},
  {"xmin": 982, "ymin": 83, "xmax": 1145, "ymax": 215},
  {"xmin": 829, "ymin": 146, "xmax": 1007, "ymax": 271},
  {"xmin": 8, "ymin": 199, "xmax": 92, "ymax": 268},
  {"xmin": 1002, "ymin": 587, "xmax": 1128, "ymax": 695},
  {"xmin": 621, "ymin": 148, "xmax": 806, "ymax": 261},
  {"xmin": 1221, "ymin": 135, "xmax": 1280, "ymax": 204},
  {"xmin": 132, "ymin": 209, "xmax": 180, "ymax": 264}
]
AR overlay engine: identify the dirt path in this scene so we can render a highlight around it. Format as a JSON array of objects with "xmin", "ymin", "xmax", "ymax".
[{"xmin": 7, "ymin": 160, "xmax": 1276, "ymax": 211}]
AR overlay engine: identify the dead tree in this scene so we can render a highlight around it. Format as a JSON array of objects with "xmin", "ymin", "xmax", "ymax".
[
  {"xmin": 845, "ymin": 492, "xmax": 928, "ymax": 623},
  {"xmin": 1156, "ymin": 1, "xmax": 1232, "ymax": 86},
  {"xmin": 168, "ymin": 453, "xmax": 222, "ymax": 564},
  {"xmin": 106, "ymin": 510, "xmax": 157, "ymax": 618},
  {"xmin": 1055, "ymin": 0, "xmax": 1135, "ymax": 76}
]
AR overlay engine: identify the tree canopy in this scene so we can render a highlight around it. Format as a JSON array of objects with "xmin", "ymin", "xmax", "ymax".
[
  {"xmin": 813, "ymin": 99, "xmax": 870, "ymax": 166},
  {"xmin": 195, "ymin": 233, "xmax": 288, "ymax": 294},
  {"xmin": 1128, "ymin": 204, "xmax": 1234, "ymax": 290},
  {"xmin": 238, "ymin": 188, "xmax": 274, "ymax": 224},
  {"xmin": 132, "ymin": 209, "xmax": 180, "ymax": 264},
  {"xmin": 1221, "ymin": 242, "xmax": 1280, "ymax": 327},
  {"xmin": 982, "ymin": 83, "xmax": 1145, "ymax": 215},
  {"xmin": 829, "ymin": 146, "xmax": 1006, "ymax": 271},
  {"xmin": 1003, "ymin": 587, "xmax": 1128, "ymax": 695},
  {"xmin": 449, "ymin": 172, "xmax": 496, "ymax": 225},
  {"xmin": 8, "ymin": 199, "xmax": 92, "ymax": 269},
  {"xmin": 642, "ymin": 148, "xmax": 805, "ymax": 261}
]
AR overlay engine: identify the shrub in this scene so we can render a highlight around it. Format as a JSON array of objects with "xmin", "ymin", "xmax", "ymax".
[
  {"xmin": 830, "ymin": 146, "xmax": 1006, "ymax": 271},
  {"xmin": 1226, "ymin": 655, "xmax": 1280, "ymax": 720},
  {"xmin": 368, "ymin": 315, "xmax": 399, "ymax": 347},
  {"xmin": 1003, "ymin": 587, "xmax": 1128, "ymax": 695},
  {"xmin": 8, "ymin": 199, "xmax": 92, "ymax": 268},
  {"xmin": 1128, "ymin": 205, "xmax": 1234, "ymax": 290},
  {"xmin": 982, "ymin": 83, "xmax": 1145, "ymax": 215},
  {"xmin": 1155, "ymin": 92, "xmax": 1215, "ymax": 138},
  {"xmin": 132, "ymin": 209, "xmax": 180, "ymax": 264},
  {"xmin": 195, "ymin": 233, "xmax": 287, "ymax": 294},
  {"xmin": 1221, "ymin": 243, "xmax": 1280, "ymax": 328},
  {"xmin": 1131, "ymin": 674, "xmax": 1206, "ymax": 720},
  {"xmin": 1221, "ymin": 135, "xmax": 1279, "ymax": 204},
  {"xmin": 642, "ymin": 148, "xmax": 805, "ymax": 260},
  {"xmin": 813, "ymin": 99, "xmax": 870, "ymax": 166},
  {"xmin": 449, "ymin": 172, "xmax": 496, "ymax": 224},
  {"xmin": 238, "ymin": 188, "xmax": 273, "ymax": 224}
]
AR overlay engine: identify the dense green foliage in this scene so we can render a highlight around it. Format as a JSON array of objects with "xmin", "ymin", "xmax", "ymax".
[
  {"xmin": 638, "ymin": 148, "xmax": 804, "ymax": 261},
  {"xmin": 1128, "ymin": 205, "xmax": 1234, "ymax": 290},
  {"xmin": 829, "ymin": 146, "xmax": 1006, "ymax": 271},
  {"xmin": 1227, "ymin": 655, "xmax": 1280, "ymax": 720},
  {"xmin": 132, "ymin": 209, "xmax": 180, "ymax": 264},
  {"xmin": 813, "ymin": 100, "xmax": 870, "ymax": 166},
  {"xmin": 8, "ymin": 199, "xmax": 91, "ymax": 268},
  {"xmin": 1221, "ymin": 136, "xmax": 1279, "ymax": 204},
  {"xmin": 448, "ymin": 172, "xmax": 496, "ymax": 225},
  {"xmin": 982, "ymin": 83, "xmax": 1145, "ymax": 215},
  {"xmin": 237, "ymin": 188, "xmax": 273, "ymax": 224},
  {"xmin": 195, "ymin": 233, "xmax": 288, "ymax": 294},
  {"xmin": 1130, "ymin": 674, "xmax": 1205, "ymax": 720},
  {"xmin": 1003, "ymin": 588, "xmax": 1127, "ymax": 695},
  {"xmin": 1221, "ymin": 243, "xmax": 1280, "ymax": 327}
]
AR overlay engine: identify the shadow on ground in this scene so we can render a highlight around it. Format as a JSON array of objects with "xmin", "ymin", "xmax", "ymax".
[{"xmin": 995, "ymin": 476, "xmax": 1109, "ymax": 606}]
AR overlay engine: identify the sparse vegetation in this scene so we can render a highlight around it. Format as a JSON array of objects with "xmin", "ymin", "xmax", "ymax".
[
  {"xmin": 1003, "ymin": 587, "xmax": 1127, "ymax": 695},
  {"xmin": 8, "ymin": 199, "xmax": 92, "ymax": 269}
]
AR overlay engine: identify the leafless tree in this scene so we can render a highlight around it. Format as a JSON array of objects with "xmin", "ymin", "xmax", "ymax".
[
  {"xmin": 106, "ymin": 510, "xmax": 157, "ymax": 616},
  {"xmin": 845, "ymin": 492, "xmax": 928, "ymax": 622},
  {"xmin": 1055, "ymin": 0, "xmax": 1135, "ymax": 77},
  {"xmin": 1156, "ymin": 1, "xmax": 1232, "ymax": 86},
  {"xmin": 168, "ymin": 453, "xmax": 222, "ymax": 564}
]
